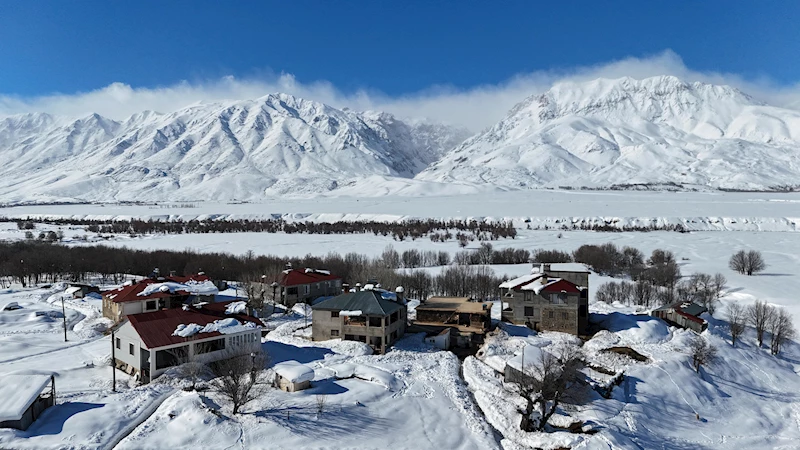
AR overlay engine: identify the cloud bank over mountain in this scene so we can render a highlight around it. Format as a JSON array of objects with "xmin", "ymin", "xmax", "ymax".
[{"xmin": 3, "ymin": 51, "xmax": 800, "ymax": 131}]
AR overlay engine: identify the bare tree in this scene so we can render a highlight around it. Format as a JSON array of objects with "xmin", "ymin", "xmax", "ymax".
[
  {"xmin": 316, "ymin": 394, "xmax": 327, "ymax": 413},
  {"xmin": 689, "ymin": 336, "xmax": 717, "ymax": 373},
  {"xmin": 745, "ymin": 250, "xmax": 767, "ymax": 276},
  {"xmin": 516, "ymin": 344, "xmax": 582, "ymax": 432},
  {"xmin": 710, "ymin": 273, "xmax": 728, "ymax": 300},
  {"xmin": 747, "ymin": 300, "xmax": 774, "ymax": 348},
  {"xmin": 212, "ymin": 350, "xmax": 270, "ymax": 414},
  {"xmin": 177, "ymin": 341, "xmax": 210, "ymax": 390},
  {"xmin": 768, "ymin": 308, "xmax": 796, "ymax": 356},
  {"xmin": 726, "ymin": 302, "xmax": 746, "ymax": 347},
  {"xmin": 729, "ymin": 250, "xmax": 747, "ymax": 274},
  {"xmin": 730, "ymin": 250, "xmax": 767, "ymax": 276}
]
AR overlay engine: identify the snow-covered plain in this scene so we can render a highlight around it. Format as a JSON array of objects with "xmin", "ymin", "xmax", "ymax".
[{"xmin": 1, "ymin": 191, "xmax": 799, "ymax": 449}]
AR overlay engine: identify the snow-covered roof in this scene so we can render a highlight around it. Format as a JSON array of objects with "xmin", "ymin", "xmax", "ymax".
[
  {"xmin": 172, "ymin": 318, "xmax": 257, "ymax": 338},
  {"xmin": 339, "ymin": 310, "xmax": 363, "ymax": 316},
  {"xmin": 506, "ymin": 345, "xmax": 550, "ymax": 372},
  {"xmin": 520, "ymin": 278, "xmax": 563, "ymax": 295},
  {"xmin": 225, "ymin": 301, "xmax": 247, "ymax": 315},
  {"xmin": 0, "ymin": 374, "xmax": 52, "ymax": 422},
  {"xmin": 137, "ymin": 280, "xmax": 218, "ymax": 297},
  {"xmin": 499, "ymin": 273, "xmax": 544, "ymax": 289},
  {"xmin": 65, "ymin": 286, "xmax": 82, "ymax": 295},
  {"xmin": 273, "ymin": 361, "xmax": 315, "ymax": 383}
]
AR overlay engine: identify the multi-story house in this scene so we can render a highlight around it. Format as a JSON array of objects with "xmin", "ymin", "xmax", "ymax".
[
  {"xmin": 311, "ymin": 287, "xmax": 406, "ymax": 354},
  {"xmin": 500, "ymin": 263, "xmax": 590, "ymax": 335},
  {"xmin": 277, "ymin": 268, "xmax": 342, "ymax": 307}
]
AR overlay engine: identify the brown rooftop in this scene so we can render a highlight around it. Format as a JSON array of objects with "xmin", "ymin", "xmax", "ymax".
[{"xmin": 418, "ymin": 296, "xmax": 491, "ymax": 315}]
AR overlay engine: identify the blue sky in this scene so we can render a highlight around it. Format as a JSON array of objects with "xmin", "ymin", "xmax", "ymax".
[{"xmin": 1, "ymin": 2, "xmax": 799, "ymax": 128}]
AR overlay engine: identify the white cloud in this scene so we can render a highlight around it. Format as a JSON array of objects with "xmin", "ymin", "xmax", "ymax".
[{"xmin": 1, "ymin": 50, "xmax": 799, "ymax": 131}]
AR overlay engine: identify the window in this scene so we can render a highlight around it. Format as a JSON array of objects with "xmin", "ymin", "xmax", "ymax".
[
  {"xmin": 524, "ymin": 306, "xmax": 534, "ymax": 316},
  {"xmin": 331, "ymin": 311, "xmax": 339, "ymax": 318},
  {"xmin": 331, "ymin": 330, "xmax": 340, "ymax": 337},
  {"xmin": 145, "ymin": 300, "xmax": 156, "ymax": 310},
  {"xmin": 368, "ymin": 317, "xmax": 382, "ymax": 327},
  {"xmin": 548, "ymin": 311, "xmax": 555, "ymax": 319},
  {"xmin": 302, "ymin": 285, "xmax": 310, "ymax": 295},
  {"xmin": 129, "ymin": 343, "xmax": 135, "ymax": 355},
  {"xmin": 196, "ymin": 338, "xmax": 225, "ymax": 354},
  {"xmin": 287, "ymin": 287, "xmax": 298, "ymax": 295},
  {"xmin": 115, "ymin": 338, "xmax": 120, "ymax": 349}
]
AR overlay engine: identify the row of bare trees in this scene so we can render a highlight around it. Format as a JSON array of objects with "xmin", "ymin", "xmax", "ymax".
[
  {"xmin": 726, "ymin": 300, "xmax": 795, "ymax": 355},
  {"xmin": 6, "ymin": 217, "xmax": 517, "ymax": 241}
]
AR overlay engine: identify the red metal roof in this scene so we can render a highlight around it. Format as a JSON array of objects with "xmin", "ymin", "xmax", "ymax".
[
  {"xmin": 127, "ymin": 301, "xmax": 261, "ymax": 349},
  {"xmin": 279, "ymin": 269, "xmax": 341, "ymax": 287},
  {"xmin": 539, "ymin": 279, "xmax": 582, "ymax": 294},
  {"xmin": 103, "ymin": 274, "xmax": 211, "ymax": 303}
]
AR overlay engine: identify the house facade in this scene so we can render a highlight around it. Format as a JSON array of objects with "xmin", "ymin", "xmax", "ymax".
[
  {"xmin": 312, "ymin": 288, "xmax": 406, "ymax": 354},
  {"xmin": 412, "ymin": 296, "xmax": 492, "ymax": 349},
  {"xmin": 260, "ymin": 268, "xmax": 343, "ymax": 308},
  {"xmin": 500, "ymin": 264, "xmax": 590, "ymax": 335},
  {"xmin": 102, "ymin": 274, "xmax": 218, "ymax": 323},
  {"xmin": 112, "ymin": 301, "xmax": 262, "ymax": 383}
]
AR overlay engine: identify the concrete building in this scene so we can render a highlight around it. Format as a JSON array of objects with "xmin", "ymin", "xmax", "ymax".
[
  {"xmin": 273, "ymin": 361, "xmax": 314, "ymax": 392},
  {"xmin": 112, "ymin": 301, "xmax": 262, "ymax": 383},
  {"xmin": 102, "ymin": 274, "xmax": 218, "ymax": 323},
  {"xmin": 0, "ymin": 374, "xmax": 55, "ymax": 431},
  {"xmin": 651, "ymin": 301, "xmax": 708, "ymax": 333},
  {"xmin": 274, "ymin": 268, "xmax": 342, "ymax": 308},
  {"xmin": 312, "ymin": 288, "xmax": 407, "ymax": 354},
  {"xmin": 500, "ymin": 264, "xmax": 589, "ymax": 335},
  {"xmin": 413, "ymin": 296, "xmax": 492, "ymax": 349}
]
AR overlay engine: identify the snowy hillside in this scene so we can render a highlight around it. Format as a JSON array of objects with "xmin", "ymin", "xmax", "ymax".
[
  {"xmin": 0, "ymin": 95, "xmax": 469, "ymax": 202},
  {"xmin": 417, "ymin": 76, "xmax": 800, "ymax": 191}
]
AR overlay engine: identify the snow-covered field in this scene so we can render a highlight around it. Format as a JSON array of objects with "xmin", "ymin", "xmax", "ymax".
[{"xmin": 1, "ymin": 191, "xmax": 799, "ymax": 449}]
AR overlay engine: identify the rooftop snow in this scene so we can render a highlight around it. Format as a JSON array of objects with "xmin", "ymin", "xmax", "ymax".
[
  {"xmin": 499, "ymin": 273, "xmax": 543, "ymax": 289},
  {"xmin": 273, "ymin": 361, "xmax": 315, "ymax": 383},
  {"xmin": 0, "ymin": 374, "xmax": 52, "ymax": 422},
  {"xmin": 172, "ymin": 318, "xmax": 257, "ymax": 338}
]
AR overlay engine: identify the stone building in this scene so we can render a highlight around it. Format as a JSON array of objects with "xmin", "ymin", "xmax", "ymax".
[
  {"xmin": 311, "ymin": 288, "xmax": 406, "ymax": 354},
  {"xmin": 275, "ymin": 268, "xmax": 342, "ymax": 307},
  {"xmin": 500, "ymin": 264, "xmax": 589, "ymax": 335}
]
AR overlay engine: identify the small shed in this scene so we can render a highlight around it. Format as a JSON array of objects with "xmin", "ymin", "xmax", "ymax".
[
  {"xmin": 0, "ymin": 374, "xmax": 55, "ymax": 430},
  {"xmin": 273, "ymin": 361, "xmax": 314, "ymax": 392},
  {"xmin": 651, "ymin": 301, "xmax": 708, "ymax": 333}
]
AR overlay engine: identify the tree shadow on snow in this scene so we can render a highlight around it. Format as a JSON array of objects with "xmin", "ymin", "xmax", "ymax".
[
  {"xmin": 253, "ymin": 403, "xmax": 391, "ymax": 439},
  {"xmin": 754, "ymin": 273, "xmax": 793, "ymax": 277},
  {"xmin": 25, "ymin": 402, "xmax": 104, "ymax": 436}
]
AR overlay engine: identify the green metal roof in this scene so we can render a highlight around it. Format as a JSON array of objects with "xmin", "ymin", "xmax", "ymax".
[{"xmin": 312, "ymin": 290, "xmax": 403, "ymax": 316}]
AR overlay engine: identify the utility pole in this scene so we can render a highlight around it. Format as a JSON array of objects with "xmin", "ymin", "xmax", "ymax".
[
  {"xmin": 111, "ymin": 328, "xmax": 116, "ymax": 392},
  {"xmin": 61, "ymin": 297, "xmax": 68, "ymax": 342}
]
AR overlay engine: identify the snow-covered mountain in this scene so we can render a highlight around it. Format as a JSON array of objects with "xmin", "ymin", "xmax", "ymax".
[
  {"xmin": 3, "ymin": 76, "xmax": 800, "ymax": 203},
  {"xmin": 417, "ymin": 76, "xmax": 800, "ymax": 191},
  {"xmin": 0, "ymin": 94, "xmax": 469, "ymax": 202}
]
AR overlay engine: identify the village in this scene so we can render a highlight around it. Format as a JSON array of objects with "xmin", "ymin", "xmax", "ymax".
[{"xmin": 2, "ymin": 234, "xmax": 796, "ymax": 450}]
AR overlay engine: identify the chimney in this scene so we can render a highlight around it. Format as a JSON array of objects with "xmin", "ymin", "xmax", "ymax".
[
  {"xmin": 342, "ymin": 283, "xmax": 350, "ymax": 294},
  {"xmin": 169, "ymin": 270, "xmax": 177, "ymax": 277},
  {"xmin": 285, "ymin": 262, "xmax": 293, "ymax": 270},
  {"xmin": 542, "ymin": 263, "xmax": 551, "ymax": 274},
  {"xmin": 151, "ymin": 267, "xmax": 160, "ymax": 279},
  {"xmin": 355, "ymin": 283, "xmax": 362, "ymax": 292},
  {"xmin": 395, "ymin": 286, "xmax": 405, "ymax": 303}
]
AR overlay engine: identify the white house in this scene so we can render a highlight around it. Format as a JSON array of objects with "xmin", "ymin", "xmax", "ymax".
[{"xmin": 112, "ymin": 301, "xmax": 262, "ymax": 383}]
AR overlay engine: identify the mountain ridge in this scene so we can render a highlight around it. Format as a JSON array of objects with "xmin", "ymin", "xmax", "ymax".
[{"xmin": 2, "ymin": 76, "xmax": 800, "ymax": 202}]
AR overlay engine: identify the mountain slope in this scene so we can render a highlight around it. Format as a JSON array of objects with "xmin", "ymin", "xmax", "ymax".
[
  {"xmin": 417, "ymin": 76, "xmax": 800, "ymax": 190},
  {"xmin": 0, "ymin": 94, "xmax": 469, "ymax": 202}
]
